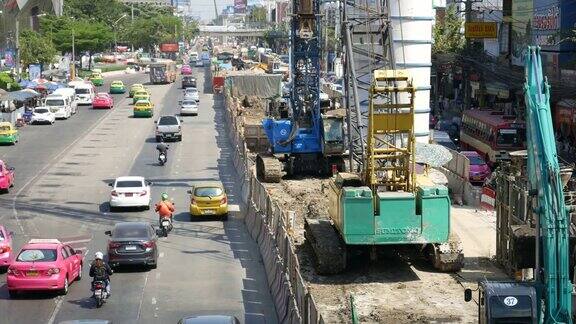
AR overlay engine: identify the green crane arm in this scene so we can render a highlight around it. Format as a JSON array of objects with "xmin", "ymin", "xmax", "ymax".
[{"xmin": 524, "ymin": 46, "xmax": 572, "ymax": 323}]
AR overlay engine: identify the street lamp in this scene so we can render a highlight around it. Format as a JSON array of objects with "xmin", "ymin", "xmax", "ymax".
[{"xmin": 112, "ymin": 14, "xmax": 128, "ymax": 51}]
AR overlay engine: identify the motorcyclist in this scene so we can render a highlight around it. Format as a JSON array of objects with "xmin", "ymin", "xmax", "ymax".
[
  {"xmin": 156, "ymin": 139, "xmax": 168, "ymax": 163},
  {"xmin": 155, "ymin": 193, "xmax": 175, "ymax": 227},
  {"xmin": 89, "ymin": 252, "xmax": 113, "ymax": 297}
]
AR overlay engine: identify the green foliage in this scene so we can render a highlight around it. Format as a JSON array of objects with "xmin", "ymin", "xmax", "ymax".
[
  {"xmin": 248, "ymin": 6, "xmax": 268, "ymax": 24},
  {"xmin": 433, "ymin": 5, "xmax": 465, "ymax": 55},
  {"xmin": 0, "ymin": 72, "xmax": 21, "ymax": 91},
  {"xmin": 264, "ymin": 27, "xmax": 289, "ymax": 53},
  {"xmin": 47, "ymin": 18, "xmax": 113, "ymax": 54},
  {"xmin": 63, "ymin": 0, "xmax": 128, "ymax": 26},
  {"xmin": 19, "ymin": 30, "xmax": 57, "ymax": 67}
]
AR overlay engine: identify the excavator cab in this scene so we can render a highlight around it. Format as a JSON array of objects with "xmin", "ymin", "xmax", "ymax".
[
  {"xmin": 465, "ymin": 281, "xmax": 538, "ymax": 324},
  {"xmin": 321, "ymin": 116, "xmax": 345, "ymax": 156}
]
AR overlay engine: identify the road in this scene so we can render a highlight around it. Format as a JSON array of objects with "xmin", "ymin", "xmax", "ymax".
[{"xmin": 0, "ymin": 69, "xmax": 277, "ymax": 323}]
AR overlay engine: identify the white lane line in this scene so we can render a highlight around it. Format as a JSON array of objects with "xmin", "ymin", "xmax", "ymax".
[
  {"xmin": 136, "ymin": 272, "xmax": 150, "ymax": 321},
  {"xmin": 159, "ymin": 252, "xmax": 164, "ymax": 258},
  {"xmin": 46, "ymin": 297, "xmax": 64, "ymax": 324},
  {"xmin": 61, "ymin": 238, "xmax": 92, "ymax": 244},
  {"xmin": 155, "ymin": 272, "xmax": 161, "ymax": 279},
  {"xmin": 228, "ymin": 204, "xmax": 241, "ymax": 212},
  {"xmin": 151, "ymin": 297, "xmax": 157, "ymax": 305},
  {"xmin": 8, "ymin": 104, "xmax": 115, "ymax": 235}
]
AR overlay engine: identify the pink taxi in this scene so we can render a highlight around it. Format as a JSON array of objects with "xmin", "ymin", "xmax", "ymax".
[
  {"xmin": 0, "ymin": 225, "xmax": 13, "ymax": 268},
  {"xmin": 181, "ymin": 64, "xmax": 193, "ymax": 75},
  {"xmin": 7, "ymin": 239, "xmax": 84, "ymax": 297}
]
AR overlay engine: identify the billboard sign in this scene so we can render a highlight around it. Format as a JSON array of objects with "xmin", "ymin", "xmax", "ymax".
[
  {"xmin": 234, "ymin": 0, "xmax": 246, "ymax": 14},
  {"xmin": 28, "ymin": 64, "xmax": 42, "ymax": 80},
  {"xmin": 4, "ymin": 50, "xmax": 14, "ymax": 68},
  {"xmin": 160, "ymin": 43, "xmax": 179, "ymax": 53},
  {"xmin": 464, "ymin": 22, "xmax": 497, "ymax": 38}
]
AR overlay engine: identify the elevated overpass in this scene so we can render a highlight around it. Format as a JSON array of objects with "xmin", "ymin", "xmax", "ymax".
[{"xmin": 198, "ymin": 25, "xmax": 266, "ymax": 37}]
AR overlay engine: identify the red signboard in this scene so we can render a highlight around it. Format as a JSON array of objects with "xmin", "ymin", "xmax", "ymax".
[{"xmin": 160, "ymin": 43, "xmax": 179, "ymax": 53}]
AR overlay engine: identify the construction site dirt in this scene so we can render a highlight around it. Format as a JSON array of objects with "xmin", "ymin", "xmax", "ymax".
[{"xmin": 229, "ymin": 92, "xmax": 508, "ymax": 323}]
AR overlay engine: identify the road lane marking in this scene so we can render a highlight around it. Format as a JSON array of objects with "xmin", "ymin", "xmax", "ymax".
[
  {"xmin": 228, "ymin": 204, "xmax": 240, "ymax": 212},
  {"xmin": 46, "ymin": 296, "xmax": 64, "ymax": 324},
  {"xmin": 159, "ymin": 252, "xmax": 164, "ymax": 258},
  {"xmin": 8, "ymin": 102, "xmax": 116, "ymax": 234},
  {"xmin": 151, "ymin": 297, "xmax": 157, "ymax": 305},
  {"xmin": 136, "ymin": 272, "xmax": 150, "ymax": 321}
]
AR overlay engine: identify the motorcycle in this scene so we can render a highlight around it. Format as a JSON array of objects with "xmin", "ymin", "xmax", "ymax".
[
  {"xmin": 92, "ymin": 280, "xmax": 108, "ymax": 308},
  {"xmin": 160, "ymin": 217, "xmax": 173, "ymax": 237},
  {"xmin": 158, "ymin": 152, "xmax": 167, "ymax": 166}
]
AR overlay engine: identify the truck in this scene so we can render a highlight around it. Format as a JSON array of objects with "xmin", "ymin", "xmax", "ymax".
[{"xmin": 149, "ymin": 60, "xmax": 176, "ymax": 84}]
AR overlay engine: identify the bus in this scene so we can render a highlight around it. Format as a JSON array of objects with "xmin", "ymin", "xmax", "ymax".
[
  {"xmin": 149, "ymin": 60, "xmax": 177, "ymax": 84},
  {"xmin": 460, "ymin": 109, "xmax": 525, "ymax": 165}
]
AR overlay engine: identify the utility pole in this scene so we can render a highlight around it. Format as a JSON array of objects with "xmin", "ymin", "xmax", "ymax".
[
  {"xmin": 131, "ymin": 3, "xmax": 135, "ymax": 52},
  {"xmin": 71, "ymin": 27, "xmax": 75, "ymax": 79},
  {"xmin": 463, "ymin": 0, "xmax": 473, "ymax": 111}
]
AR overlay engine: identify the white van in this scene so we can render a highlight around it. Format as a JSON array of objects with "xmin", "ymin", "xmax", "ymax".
[
  {"xmin": 44, "ymin": 94, "xmax": 72, "ymax": 119},
  {"xmin": 74, "ymin": 83, "xmax": 95, "ymax": 105},
  {"xmin": 52, "ymin": 88, "xmax": 78, "ymax": 115}
]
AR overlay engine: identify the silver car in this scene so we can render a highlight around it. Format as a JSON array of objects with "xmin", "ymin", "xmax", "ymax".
[
  {"xmin": 180, "ymin": 99, "xmax": 199, "ymax": 116},
  {"xmin": 155, "ymin": 115, "xmax": 183, "ymax": 142},
  {"xmin": 183, "ymin": 87, "xmax": 200, "ymax": 102}
]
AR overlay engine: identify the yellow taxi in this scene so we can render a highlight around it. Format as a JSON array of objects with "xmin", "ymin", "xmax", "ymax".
[
  {"xmin": 132, "ymin": 89, "xmax": 150, "ymax": 104},
  {"xmin": 129, "ymin": 84, "xmax": 145, "ymax": 98},
  {"xmin": 89, "ymin": 72, "xmax": 104, "ymax": 86},
  {"xmin": 133, "ymin": 99, "xmax": 154, "ymax": 118},
  {"xmin": 188, "ymin": 182, "xmax": 228, "ymax": 221},
  {"xmin": 0, "ymin": 122, "xmax": 18, "ymax": 145}
]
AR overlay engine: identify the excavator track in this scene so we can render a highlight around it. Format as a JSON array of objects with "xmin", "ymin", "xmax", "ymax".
[
  {"xmin": 427, "ymin": 233, "xmax": 464, "ymax": 272},
  {"xmin": 304, "ymin": 218, "xmax": 346, "ymax": 275},
  {"xmin": 256, "ymin": 154, "xmax": 282, "ymax": 183}
]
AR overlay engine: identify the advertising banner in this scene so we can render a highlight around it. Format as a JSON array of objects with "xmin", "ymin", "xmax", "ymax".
[
  {"xmin": 160, "ymin": 43, "xmax": 179, "ymax": 53},
  {"xmin": 511, "ymin": 0, "xmax": 533, "ymax": 66},
  {"xmin": 234, "ymin": 0, "xmax": 246, "ymax": 14},
  {"xmin": 28, "ymin": 64, "xmax": 42, "ymax": 80},
  {"xmin": 4, "ymin": 50, "xmax": 14, "ymax": 68}
]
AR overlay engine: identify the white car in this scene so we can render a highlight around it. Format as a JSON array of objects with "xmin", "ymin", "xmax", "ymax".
[
  {"xmin": 30, "ymin": 107, "xmax": 56, "ymax": 125},
  {"xmin": 180, "ymin": 99, "xmax": 198, "ymax": 116},
  {"xmin": 109, "ymin": 176, "xmax": 151, "ymax": 211},
  {"xmin": 195, "ymin": 60, "xmax": 204, "ymax": 67},
  {"xmin": 183, "ymin": 88, "xmax": 199, "ymax": 102},
  {"xmin": 44, "ymin": 95, "xmax": 72, "ymax": 119}
]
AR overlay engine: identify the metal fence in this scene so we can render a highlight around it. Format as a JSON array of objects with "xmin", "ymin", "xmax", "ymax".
[{"xmin": 223, "ymin": 92, "xmax": 324, "ymax": 324}]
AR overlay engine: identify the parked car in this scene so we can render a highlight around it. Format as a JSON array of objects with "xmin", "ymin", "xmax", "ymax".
[
  {"xmin": 0, "ymin": 225, "xmax": 14, "ymax": 268},
  {"xmin": 462, "ymin": 151, "xmax": 491, "ymax": 183},
  {"xmin": 183, "ymin": 87, "xmax": 199, "ymax": 102},
  {"xmin": 109, "ymin": 80, "xmax": 126, "ymax": 94},
  {"xmin": 93, "ymin": 93, "xmax": 114, "ymax": 109},
  {"xmin": 108, "ymin": 176, "xmax": 151, "ymax": 211},
  {"xmin": 181, "ymin": 65, "xmax": 193, "ymax": 75},
  {"xmin": 0, "ymin": 160, "xmax": 15, "ymax": 193},
  {"xmin": 155, "ymin": 115, "xmax": 183, "ymax": 142},
  {"xmin": 179, "ymin": 99, "xmax": 198, "ymax": 116},
  {"xmin": 188, "ymin": 181, "xmax": 228, "ymax": 221},
  {"xmin": 7, "ymin": 239, "xmax": 84, "ymax": 297},
  {"xmin": 31, "ymin": 107, "xmax": 56, "ymax": 125},
  {"xmin": 0, "ymin": 122, "xmax": 19, "ymax": 145},
  {"xmin": 105, "ymin": 222, "xmax": 158, "ymax": 269}
]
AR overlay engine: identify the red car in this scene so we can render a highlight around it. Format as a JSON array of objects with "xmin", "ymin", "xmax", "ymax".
[
  {"xmin": 181, "ymin": 65, "xmax": 193, "ymax": 75},
  {"xmin": 93, "ymin": 93, "xmax": 114, "ymax": 109},
  {"xmin": 7, "ymin": 239, "xmax": 84, "ymax": 297},
  {"xmin": 0, "ymin": 225, "xmax": 14, "ymax": 268},
  {"xmin": 0, "ymin": 160, "xmax": 15, "ymax": 193},
  {"xmin": 462, "ymin": 151, "xmax": 491, "ymax": 183}
]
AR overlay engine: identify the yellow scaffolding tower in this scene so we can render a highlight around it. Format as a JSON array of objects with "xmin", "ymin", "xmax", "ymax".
[{"xmin": 365, "ymin": 70, "xmax": 416, "ymax": 194}]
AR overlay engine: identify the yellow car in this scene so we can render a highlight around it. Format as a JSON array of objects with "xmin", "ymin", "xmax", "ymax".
[
  {"xmin": 129, "ymin": 84, "xmax": 145, "ymax": 98},
  {"xmin": 188, "ymin": 182, "xmax": 228, "ymax": 220},
  {"xmin": 0, "ymin": 122, "xmax": 18, "ymax": 145},
  {"xmin": 89, "ymin": 72, "xmax": 104, "ymax": 86},
  {"xmin": 133, "ymin": 99, "xmax": 154, "ymax": 118},
  {"xmin": 133, "ymin": 89, "xmax": 150, "ymax": 104}
]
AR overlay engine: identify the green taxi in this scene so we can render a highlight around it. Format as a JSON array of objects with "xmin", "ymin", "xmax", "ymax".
[
  {"xmin": 133, "ymin": 100, "xmax": 154, "ymax": 118},
  {"xmin": 0, "ymin": 122, "xmax": 19, "ymax": 145},
  {"xmin": 129, "ymin": 84, "xmax": 145, "ymax": 98},
  {"xmin": 109, "ymin": 80, "xmax": 126, "ymax": 94},
  {"xmin": 90, "ymin": 72, "xmax": 104, "ymax": 86},
  {"xmin": 133, "ymin": 89, "xmax": 150, "ymax": 104}
]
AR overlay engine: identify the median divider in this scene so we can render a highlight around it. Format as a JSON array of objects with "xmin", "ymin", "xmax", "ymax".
[{"xmin": 219, "ymin": 84, "xmax": 325, "ymax": 323}]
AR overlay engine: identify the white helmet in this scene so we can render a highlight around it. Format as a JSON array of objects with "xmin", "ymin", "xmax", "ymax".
[{"xmin": 94, "ymin": 251, "xmax": 104, "ymax": 260}]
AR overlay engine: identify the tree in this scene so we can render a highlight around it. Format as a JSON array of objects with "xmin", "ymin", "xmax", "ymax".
[
  {"xmin": 264, "ymin": 27, "xmax": 289, "ymax": 53},
  {"xmin": 248, "ymin": 6, "xmax": 268, "ymax": 25},
  {"xmin": 64, "ymin": 0, "xmax": 127, "ymax": 27},
  {"xmin": 19, "ymin": 30, "xmax": 57, "ymax": 68},
  {"xmin": 433, "ymin": 5, "xmax": 465, "ymax": 55}
]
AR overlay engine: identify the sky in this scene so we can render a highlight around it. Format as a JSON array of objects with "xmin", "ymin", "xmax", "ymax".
[{"xmin": 184, "ymin": 0, "xmax": 262, "ymax": 22}]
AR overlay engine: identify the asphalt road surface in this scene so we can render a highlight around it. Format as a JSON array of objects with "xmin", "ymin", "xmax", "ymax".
[{"xmin": 0, "ymin": 69, "xmax": 277, "ymax": 324}]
